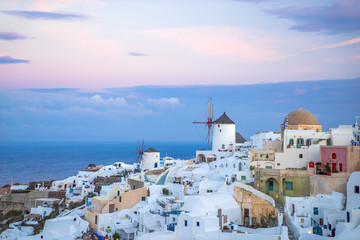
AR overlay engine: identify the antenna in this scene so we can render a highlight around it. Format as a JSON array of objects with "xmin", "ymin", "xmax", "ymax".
[
  {"xmin": 193, "ymin": 97, "xmax": 214, "ymax": 148},
  {"xmin": 355, "ymin": 116, "xmax": 360, "ymax": 125}
]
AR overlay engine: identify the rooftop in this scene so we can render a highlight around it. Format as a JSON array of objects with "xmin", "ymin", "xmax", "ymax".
[
  {"xmin": 214, "ymin": 112, "xmax": 235, "ymax": 125},
  {"xmin": 144, "ymin": 147, "xmax": 159, "ymax": 153},
  {"xmin": 283, "ymin": 107, "xmax": 319, "ymax": 126}
]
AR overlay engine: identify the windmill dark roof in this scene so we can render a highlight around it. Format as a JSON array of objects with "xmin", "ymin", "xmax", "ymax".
[
  {"xmin": 214, "ymin": 112, "xmax": 235, "ymax": 124},
  {"xmin": 144, "ymin": 147, "xmax": 159, "ymax": 153},
  {"xmin": 236, "ymin": 133, "xmax": 246, "ymax": 143}
]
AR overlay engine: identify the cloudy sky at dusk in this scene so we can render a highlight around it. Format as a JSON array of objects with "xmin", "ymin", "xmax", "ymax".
[{"xmin": 0, "ymin": 0, "xmax": 359, "ymax": 142}]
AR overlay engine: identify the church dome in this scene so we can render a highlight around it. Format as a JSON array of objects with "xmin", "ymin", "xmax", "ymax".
[{"xmin": 283, "ymin": 107, "xmax": 319, "ymax": 125}]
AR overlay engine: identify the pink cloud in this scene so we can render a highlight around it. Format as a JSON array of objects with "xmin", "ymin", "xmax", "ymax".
[
  {"xmin": 295, "ymin": 89, "xmax": 306, "ymax": 95},
  {"xmin": 308, "ymin": 37, "xmax": 360, "ymax": 51},
  {"xmin": 136, "ymin": 27, "xmax": 286, "ymax": 61},
  {"xmin": 295, "ymin": 67, "xmax": 319, "ymax": 73}
]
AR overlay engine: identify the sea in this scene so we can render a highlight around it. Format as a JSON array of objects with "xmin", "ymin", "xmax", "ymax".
[{"xmin": 0, "ymin": 141, "xmax": 206, "ymax": 187}]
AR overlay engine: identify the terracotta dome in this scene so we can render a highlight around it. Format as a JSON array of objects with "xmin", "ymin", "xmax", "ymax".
[{"xmin": 283, "ymin": 107, "xmax": 319, "ymax": 125}]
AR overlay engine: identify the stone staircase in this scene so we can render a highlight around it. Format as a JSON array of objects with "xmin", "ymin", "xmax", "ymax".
[{"xmin": 275, "ymin": 202, "xmax": 296, "ymax": 240}]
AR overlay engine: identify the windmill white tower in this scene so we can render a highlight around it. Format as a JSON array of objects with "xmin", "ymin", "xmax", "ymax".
[
  {"xmin": 132, "ymin": 141, "xmax": 160, "ymax": 171},
  {"xmin": 141, "ymin": 147, "xmax": 160, "ymax": 170},
  {"xmin": 212, "ymin": 112, "xmax": 236, "ymax": 154}
]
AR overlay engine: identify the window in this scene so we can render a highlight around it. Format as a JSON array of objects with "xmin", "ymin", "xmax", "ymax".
[
  {"xmin": 207, "ymin": 189, "xmax": 213, "ymax": 193},
  {"xmin": 355, "ymin": 186, "xmax": 360, "ymax": 194},
  {"xmin": 233, "ymin": 164, "xmax": 236, "ymax": 168},
  {"xmin": 95, "ymin": 215, "xmax": 98, "ymax": 224},
  {"xmin": 117, "ymin": 191, "xmax": 120, "ymax": 196},
  {"xmin": 252, "ymin": 217, "xmax": 257, "ymax": 224},
  {"xmin": 119, "ymin": 197, "xmax": 122, "ymax": 202},
  {"xmin": 173, "ymin": 217, "xmax": 176, "ymax": 222},
  {"xmin": 241, "ymin": 176, "xmax": 246, "ymax": 181},
  {"xmin": 289, "ymin": 139, "xmax": 294, "ymax": 146},
  {"xmin": 142, "ymin": 196, "xmax": 146, "ymax": 201},
  {"xmin": 222, "ymin": 144, "xmax": 225, "ymax": 149},
  {"xmin": 297, "ymin": 138, "xmax": 304, "ymax": 148},
  {"xmin": 285, "ymin": 182, "xmax": 293, "ymax": 190},
  {"xmin": 196, "ymin": 221, "xmax": 200, "ymax": 227},
  {"xmin": 299, "ymin": 154, "xmax": 303, "ymax": 158},
  {"xmin": 265, "ymin": 166, "xmax": 272, "ymax": 169},
  {"xmin": 314, "ymin": 207, "xmax": 319, "ymax": 215},
  {"xmin": 184, "ymin": 220, "xmax": 188, "ymax": 227},
  {"xmin": 266, "ymin": 154, "xmax": 269, "ymax": 158},
  {"xmin": 260, "ymin": 154, "xmax": 263, "ymax": 157},
  {"xmin": 331, "ymin": 153, "xmax": 337, "ymax": 160},
  {"xmin": 301, "ymin": 218, "xmax": 304, "ymax": 223},
  {"xmin": 306, "ymin": 139, "xmax": 312, "ymax": 146}
]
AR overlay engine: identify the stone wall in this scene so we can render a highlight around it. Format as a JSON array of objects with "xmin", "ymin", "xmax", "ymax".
[
  {"xmin": 233, "ymin": 184, "xmax": 276, "ymax": 227},
  {"xmin": 95, "ymin": 176, "xmax": 122, "ymax": 187},
  {"xmin": 128, "ymin": 178, "xmax": 144, "ymax": 190},
  {"xmin": 310, "ymin": 172, "xmax": 350, "ymax": 196}
]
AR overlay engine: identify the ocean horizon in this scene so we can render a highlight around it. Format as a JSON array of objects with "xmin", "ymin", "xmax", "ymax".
[{"xmin": 0, "ymin": 141, "xmax": 206, "ymax": 187}]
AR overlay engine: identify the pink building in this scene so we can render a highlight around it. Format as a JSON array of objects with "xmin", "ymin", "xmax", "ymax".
[{"xmin": 320, "ymin": 146, "xmax": 360, "ymax": 173}]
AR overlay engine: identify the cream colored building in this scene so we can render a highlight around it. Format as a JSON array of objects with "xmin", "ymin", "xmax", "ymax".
[{"xmin": 85, "ymin": 187, "xmax": 148, "ymax": 230}]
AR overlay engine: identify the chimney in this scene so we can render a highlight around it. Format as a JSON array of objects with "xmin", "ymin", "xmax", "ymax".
[{"xmin": 217, "ymin": 208, "xmax": 222, "ymax": 230}]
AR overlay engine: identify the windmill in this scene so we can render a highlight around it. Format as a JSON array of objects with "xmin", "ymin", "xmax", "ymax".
[
  {"xmin": 193, "ymin": 97, "xmax": 214, "ymax": 148},
  {"xmin": 132, "ymin": 140, "xmax": 146, "ymax": 164}
]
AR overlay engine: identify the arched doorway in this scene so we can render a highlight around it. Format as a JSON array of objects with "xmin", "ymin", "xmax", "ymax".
[
  {"xmin": 197, "ymin": 154, "xmax": 206, "ymax": 163},
  {"xmin": 265, "ymin": 178, "xmax": 279, "ymax": 195}
]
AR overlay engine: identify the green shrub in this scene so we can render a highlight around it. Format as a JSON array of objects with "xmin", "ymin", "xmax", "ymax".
[
  {"xmin": 113, "ymin": 233, "xmax": 120, "ymax": 240},
  {"xmin": 162, "ymin": 188, "xmax": 170, "ymax": 195},
  {"xmin": 5, "ymin": 210, "xmax": 22, "ymax": 218}
]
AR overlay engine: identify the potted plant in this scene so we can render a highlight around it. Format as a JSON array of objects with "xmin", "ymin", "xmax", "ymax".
[{"xmin": 113, "ymin": 233, "xmax": 120, "ymax": 240}]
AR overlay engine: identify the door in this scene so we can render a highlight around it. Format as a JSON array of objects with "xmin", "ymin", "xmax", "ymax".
[
  {"xmin": 244, "ymin": 209, "xmax": 250, "ymax": 227},
  {"xmin": 269, "ymin": 180, "xmax": 274, "ymax": 191},
  {"xmin": 332, "ymin": 163, "xmax": 337, "ymax": 171},
  {"xmin": 297, "ymin": 138, "xmax": 304, "ymax": 148},
  {"xmin": 339, "ymin": 163, "xmax": 343, "ymax": 172},
  {"xmin": 109, "ymin": 204, "xmax": 114, "ymax": 213}
]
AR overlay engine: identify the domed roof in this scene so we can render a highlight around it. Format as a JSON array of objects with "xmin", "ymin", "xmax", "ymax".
[{"xmin": 283, "ymin": 107, "xmax": 319, "ymax": 125}]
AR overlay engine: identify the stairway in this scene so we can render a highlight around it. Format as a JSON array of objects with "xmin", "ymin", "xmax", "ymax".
[{"xmin": 275, "ymin": 202, "xmax": 296, "ymax": 240}]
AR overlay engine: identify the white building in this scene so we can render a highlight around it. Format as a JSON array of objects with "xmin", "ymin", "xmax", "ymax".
[
  {"xmin": 274, "ymin": 129, "xmax": 330, "ymax": 169},
  {"xmin": 196, "ymin": 112, "xmax": 236, "ymax": 163},
  {"xmin": 285, "ymin": 192, "xmax": 345, "ymax": 239},
  {"xmin": 18, "ymin": 214, "xmax": 88, "ymax": 240},
  {"xmin": 177, "ymin": 193, "xmax": 241, "ymax": 240},
  {"xmin": 353, "ymin": 119, "xmax": 360, "ymax": 145},
  {"xmin": 330, "ymin": 125, "xmax": 355, "ymax": 146},
  {"xmin": 248, "ymin": 131, "xmax": 281, "ymax": 149},
  {"xmin": 346, "ymin": 172, "xmax": 360, "ymax": 211},
  {"xmin": 297, "ymin": 172, "xmax": 360, "ymax": 239},
  {"xmin": 141, "ymin": 148, "xmax": 160, "ymax": 171}
]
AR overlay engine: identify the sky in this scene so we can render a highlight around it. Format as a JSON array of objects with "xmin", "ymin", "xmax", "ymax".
[{"xmin": 0, "ymin": 0, "xmax": 359, "ymax": 142}]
